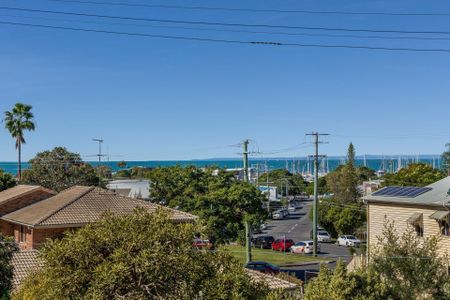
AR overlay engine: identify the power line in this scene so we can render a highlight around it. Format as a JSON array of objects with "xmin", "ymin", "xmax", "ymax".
[
  {"xmin": 45, "ymin": 0, "xmax": 450, "ymax": 17},
  {"xmin": 4, "ymin": 13, "xmax": 450, "ymax": 41},
  {"xmin": 3, "ymin": 20, "xmax": 450, "ymax": 53},
  {"xmin": 2, "ymin": 6, "xmax": 450, "ymax": 35}
]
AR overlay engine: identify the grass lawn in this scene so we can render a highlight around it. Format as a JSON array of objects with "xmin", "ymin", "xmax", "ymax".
[{"xmin": 220, "ymin": 245, "xmax": 329, "ymax": 266}]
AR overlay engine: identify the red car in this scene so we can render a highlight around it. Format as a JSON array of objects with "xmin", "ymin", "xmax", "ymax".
[
  {"xmin": 271, "ymin": 238, "xmax": 295, "ymax": 252},
  {"xmin": 192, "ymin": 238, "xmax": 213, "ymax": 250}
]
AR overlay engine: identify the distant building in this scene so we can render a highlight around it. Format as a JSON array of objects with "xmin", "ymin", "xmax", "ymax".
[
  {"xmin": 361, "ymin": 179, "xmax": 383, "ymax": 196},
  {"xmin": 107, "ymin": 179, "xmax": 150, "ymax": 199},
  {"xmin": 258, "ymin": 186, "xmax": 279, "ymax": 201},
  {"xmin": 363, "ymin": 176, "xmax": 450, "ymax": 256}
]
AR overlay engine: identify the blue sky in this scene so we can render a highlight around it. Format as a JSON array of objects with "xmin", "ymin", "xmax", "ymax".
[{"xmin": 0, "ymin": 0, "xmax": 449, "ymax": 161}]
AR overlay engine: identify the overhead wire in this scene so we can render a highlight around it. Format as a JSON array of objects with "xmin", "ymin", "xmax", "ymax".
[
  {"xmin": 45, "ymin": 0, "xmax": 450, "ymax": 17},
  {"xmin": 3, "ymin": 20, "xmax": 450, "ymax": 53},
  {"xmin": 2, "ymin": 6, "xmax": 450, "ymax": 35}
]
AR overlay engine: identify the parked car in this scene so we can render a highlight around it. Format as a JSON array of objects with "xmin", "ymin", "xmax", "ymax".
[
  {"xmin": 192, "ymin": 238, "xmax": 213, "ymax": 250},
  {"xmin": 260, "ymin": 222, "xmax": 268, "ymax": 231},
  {"xmin": 252, "ymin": 235, "xmax": 274, "ymax": 249},
  {"xmin": 245, "ymin": 261, "xmax": 280, "ymax": 274},
  {"xmin": 288, "ymin": 205, "xmax": 296, "ymax": 213},
  {"xmin": 272, "ymin": 211, "xmax": 283, "ymax": 220},
  {"xmin": 290, "ymin": 240, "xmax": 320, "ymax": 254},
  {"xmin": 337, "ymin": 235, "xmax": 361, "ymax": 247},
  {"xmin": 252, "ymin": 226, "xmax": 262, "ymax": 234},
  {"xmin": 317, "ymin": 230, "xmax": 332, "ymax": 243},
  {"xmin": 272, "ymin": 238, "xmax": 295, "ymax": 252}
]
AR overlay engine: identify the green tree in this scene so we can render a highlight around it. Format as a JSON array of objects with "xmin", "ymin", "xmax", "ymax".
[
  {"xmin": 382, "ymin": 163, "xmax": 445, "ymax": 187},
  {"xmin": 305, "ymin": 176, "xmax": 328, "ymax": 196},
  {"xmin": 147, "ymin": 166, "xmax": 267, "ymax": 244},
  {"xmin": 117, "ymin": 161, "xmax": 127, "ymax": 169},
  {"xmin": 0, "ymin": 169, "xmax": 16, "ymax": 192},
  {"xmin": 4, "ymin": 103, "xmax": 35, "ymax": 180},
  {"xmin": 0, "ymin": 234, "xmax": 18, "ymax": 300},
  {"xmin": 370, "ymin": 221, "xmax": 450, "ymax": 299},
  {"xmin": 441, "ymin": 143, "xmax": 450, "ymax": 175},
  {"xmin": 305, "ymin": 221, "xmax": 450, "ymax": 300},
  {"xmin": 13, "ymin": 209, "xmax": 272, "ymax": 300},
  {"xmin": 326, "ymin": 143, "xmax": 360, "ymax": 204},
  {"xmin": 21, "ymin": 147, "xmax": 100, "ymax": 192}
]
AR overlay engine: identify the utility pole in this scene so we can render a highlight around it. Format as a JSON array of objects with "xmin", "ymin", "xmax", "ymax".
[
  {"xmin": 242, "ymin": 139, "xmax": 252, "ymax": 263},
  {"xmin": 93, "ymin": 138, "xmax": 104, "ymax": 164},
  {"xmin": 306, "ymin": 132, "xmax": 329, "ymax": 257}
]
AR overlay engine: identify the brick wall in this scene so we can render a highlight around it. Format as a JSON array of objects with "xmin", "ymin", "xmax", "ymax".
[
  {"xmin": 0, "ymin": 219, "xmax": 14, "ymax": 236},
  {"xmin": 32, "ymin": 227, "xmax": 70, "ymax": 249},
  {"xmin": 0, "ymin": 190, "xmax": 54, "ymax": 216}
]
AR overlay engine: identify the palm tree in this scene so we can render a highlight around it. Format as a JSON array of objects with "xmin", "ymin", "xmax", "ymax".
[{"xmin": 4, "ymin": 103, "xmax": 35, "ymax": 180}]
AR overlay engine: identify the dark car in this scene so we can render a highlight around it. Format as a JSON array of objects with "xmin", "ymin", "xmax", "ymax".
[
  {"xmin": 272, "ymin": 238, "xmax": 295, "ymax": 252},
  {"xmin": 251, "ymin": 235, "xmax": 274, "ymax": 249},
  {"xmin": 245, "ymin": 261, "xmax": 280, "ymax": 274}
]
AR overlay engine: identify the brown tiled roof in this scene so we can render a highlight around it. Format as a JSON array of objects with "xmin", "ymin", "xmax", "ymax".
[
  {"xmin": 0, "ymin": 185, "xmax": 55, "ymax": 206},
  {"xmin": 11, "ymin": 250, "xmax": 42, "ymax": 289},
  {"xmin": 245, "ymin": 269, "xmax": 300, "ymax": 290},
  {"xmin": 2, "ymin": 186, "xmax": 197, "ymax": 227}
]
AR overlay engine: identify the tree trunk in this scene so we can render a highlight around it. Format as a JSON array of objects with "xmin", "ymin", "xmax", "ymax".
[{"xmin": 18, "ymin": 140, "xmax": 21, "ymax": 181}]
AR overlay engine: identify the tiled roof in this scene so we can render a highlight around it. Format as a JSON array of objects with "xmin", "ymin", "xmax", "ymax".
[
  {"xmin": 0, "ymin": 185, "xmax": 55, "ymax": 206},
  {"xmin": 363, "ymin": 176, "xmax": 450, "ymax": 207},
  {"xmin": 245, "ymin": 269, "xmax": 300, "ymax": 290},
  {"xmin": 11, "ymin": 250, "xmax": 41, "ymax": 289},
  {"xmin": 2, "ymin": 186, "xmax": 198, "ymax": 227}
]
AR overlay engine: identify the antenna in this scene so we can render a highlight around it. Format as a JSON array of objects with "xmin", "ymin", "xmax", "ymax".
[{"xmin": 92, "ymin": 138, "xmax": 106, "ymax": 164}]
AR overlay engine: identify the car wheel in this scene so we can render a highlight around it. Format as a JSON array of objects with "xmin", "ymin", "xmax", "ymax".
[{"xmin": 346, "ymin": 242, "xmax": 349, "ymax": 247}]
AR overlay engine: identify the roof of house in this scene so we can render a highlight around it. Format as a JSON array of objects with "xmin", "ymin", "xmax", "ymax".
[
  {"xmin": 0, "ymin": 185, "xmax": 56, "ymax": 207},
  {"xmin": 245, "ymin": 269, "xmax": 299, "ymax": 290},
  {"xmin": 1, "ymin": 186, "xmax": 197, "ymax": 227},
  {"xmin": 363, "ymin": 176, "xmax": 450, "ymax": 207},
  {"xmin": 11, "ymin": 250, "xmax": 41, "ymax": 289}
]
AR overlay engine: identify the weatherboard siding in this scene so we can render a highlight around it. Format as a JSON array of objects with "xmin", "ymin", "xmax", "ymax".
[{"xmin": 368, "ymin": 203, "xmax": 450, "ymax": 255}]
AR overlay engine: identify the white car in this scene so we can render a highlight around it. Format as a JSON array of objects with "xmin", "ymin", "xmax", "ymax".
[
  {"xmin": 288, "ymin": 205, "xmax": 296, "ymax": 213},
  {"xmin": 317, "ymin": 230, "xmax": 332, "ymax": 243},
  {"xmin": 272, "ymin": 211, "xmax": 283, "ymax": 220},
  {"xmin": 290, "ymin": 241, "xmax": 320, "ymax": 254},
  {"xmin": 337, "ymin": 235, "xmax": 361, "ymax": 247}
]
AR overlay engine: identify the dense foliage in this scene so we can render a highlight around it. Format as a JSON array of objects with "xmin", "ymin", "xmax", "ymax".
[
  {"xmin": 21, "ymin": 147, "xmax": 101, "ymax": 192},
  {"xmin": 0, "ymin": 234, "xmax": 18, "ymax": 300},
  {"xmin": 305, "ymin": 222, "xmax": 450, "ymax": 300},
  {"xmin": 147, "ymin": 166, "xmax": 267, "ymax": 244},
  {"xmin": 0, "ymin": 170, "xmax": 16, "ymax": 192},
  {"xmin": 257, "ymin": 169, "xmax": 306, "ymax": 196},
  {"xmin": 382, "ymin": 163, "xmax": 446, "ymax": 187},
  {"xmin": 313, "ymin": 143, "xmax": 366, "ymax": 236},
  {"xmin": 13, "ymin": 209, "xmax": 277, "ymax": 300}
]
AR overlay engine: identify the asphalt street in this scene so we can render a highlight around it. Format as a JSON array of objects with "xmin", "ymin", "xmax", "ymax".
[{"xmin": 253, "ymin": 199, "xmax": 357, "ymax": 277}]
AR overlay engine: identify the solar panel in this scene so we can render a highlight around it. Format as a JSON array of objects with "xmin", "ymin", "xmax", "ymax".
[{"xmin": 372, "ymin": 186, "xmax": 432, "ymax": 198}]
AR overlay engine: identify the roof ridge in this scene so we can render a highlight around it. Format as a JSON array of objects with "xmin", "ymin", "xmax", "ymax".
[
  {"xmin": 34, "ymin": 186, "xmax": 95, "ymax": 226},
  {"xmin": 106, "ymin": 189, "xmax": 198, "ymax": 219}
]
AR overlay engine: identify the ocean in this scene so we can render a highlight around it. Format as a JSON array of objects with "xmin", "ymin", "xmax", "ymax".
[{"xmin": 0, "ymin": 156, "xmax": 443, "ymax": 175}]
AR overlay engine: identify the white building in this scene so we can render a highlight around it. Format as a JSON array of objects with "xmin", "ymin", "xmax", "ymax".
[{"xmin": 107, "ymin": 179, "xmax": 150, "ymax": 200}]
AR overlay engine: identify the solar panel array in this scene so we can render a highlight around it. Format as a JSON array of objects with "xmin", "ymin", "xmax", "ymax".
[{"xmin": 372, "ymin": 186, "xmax": 432, "ymax": 198}]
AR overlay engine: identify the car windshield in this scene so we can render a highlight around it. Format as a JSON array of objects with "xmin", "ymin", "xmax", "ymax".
[
  {"xmin": 318, "ymin": 231, "xmax": 328, "ymax": 235},
  {"xmin": 295, "ymin": 242, "xmax": 304, "ymax": 246},
  {"xmin": 348, "ymin": 236, "xmax": 358, "ymax": 240},
  {"xmin": 307, "ymin": 242, "xmax": 313, "ymax": 246},
  {"xmin": 262, "ymin": 237, "xmax": 274, "ymax": 242}
]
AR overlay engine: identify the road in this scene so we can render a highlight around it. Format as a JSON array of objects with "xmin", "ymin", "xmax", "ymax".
[{"xmin": 253, "ymin": 199, "xmax": 357, "ymax": 278}]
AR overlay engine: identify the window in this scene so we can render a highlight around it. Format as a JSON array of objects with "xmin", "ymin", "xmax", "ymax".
[
  {"xmin": 440, "ymin": 218, "xmax": 450, "ymax": 236},
  {"xmin": 19, "ymin": 225, "xmax": 26, "ymax": 243},
  {"xmin": 414, "ymin": 224, "xmax": 424, "ymax": 237}
]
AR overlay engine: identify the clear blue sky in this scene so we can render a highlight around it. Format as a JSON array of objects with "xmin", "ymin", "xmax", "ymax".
[{"xmin": 0, "ymin": 0, "xmax": 449, "ymax": 161}]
